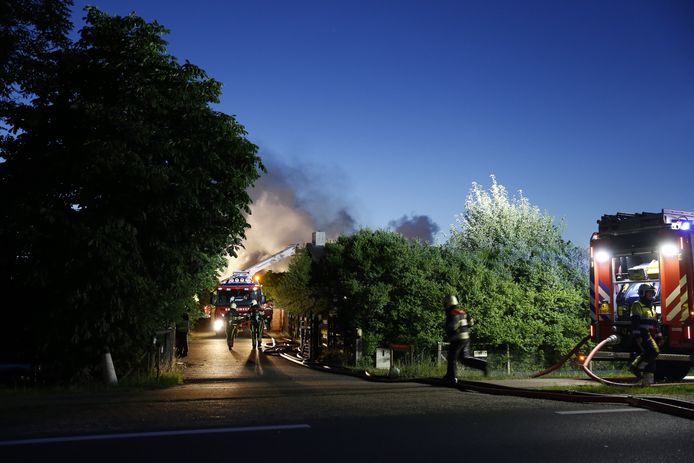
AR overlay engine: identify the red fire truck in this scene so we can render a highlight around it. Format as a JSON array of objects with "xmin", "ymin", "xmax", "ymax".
[
  {"xmin": 209, "ymin": 271, "xmax": 265, "ymax": 334},
  {"xmin": 589, "ymin": 209, "xmax": 694, "ymax": 380},
  {"xmin": 208, "ymin": 244, "xmax": 300, "ymax": 335}
]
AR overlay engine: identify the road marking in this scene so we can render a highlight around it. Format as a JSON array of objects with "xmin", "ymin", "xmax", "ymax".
[
  {"xmin": 556, "ymin": 408, "xmax": 647, "ymax": 415},
  {"xmin": 0, "ymin": 424, "xmax": 311, "ymax": 447}
]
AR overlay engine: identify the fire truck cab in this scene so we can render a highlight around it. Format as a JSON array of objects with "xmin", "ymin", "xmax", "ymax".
[
  {"xmin": 589, "ymin": 209, "xmax": 694, "ymax": 381},
  {"xmin": 208, "ymin": 244, "xmax": 300, "ymax": 335},
  {"xmin": 209, "ymin": 271, "xmax": 266, "ymax": 335}
]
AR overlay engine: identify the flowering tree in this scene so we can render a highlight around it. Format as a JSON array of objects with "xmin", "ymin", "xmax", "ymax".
[{"xmin": 448, "ymin": 176, "xmax": 588, "ymax": 358}]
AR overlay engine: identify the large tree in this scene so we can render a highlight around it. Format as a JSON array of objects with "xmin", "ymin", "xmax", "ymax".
[
  {"xmin": 448, "ymin": 176, "xmax": 588, "ymax": 359},
  {"xmin": 308, "ymin": 229, "xmax": 459, "ymax": 359},
  {"xmin": 269, "ymin": 178, "xmax": 588, "ymax": 366},
  {"xmin": 264, "ymin": 249, "xmax": 325, "ymax": 316},
  {"xmin": 0, "ymin": 0, "xmax": 73, "ymax": 102},
  {"xmin": 0, "ymin": 7, "xmax": 263, "ymax": 381}
]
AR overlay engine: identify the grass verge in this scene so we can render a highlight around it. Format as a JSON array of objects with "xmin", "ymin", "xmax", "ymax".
[
  {"xmin": 0, "ymin": 366, "xmax": 184, "ymax": 397},
  {"xmin": 542, "ymin": 383, "xmax": 694, "ymax": 396}
]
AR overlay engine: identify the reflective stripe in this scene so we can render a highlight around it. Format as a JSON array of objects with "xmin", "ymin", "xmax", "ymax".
[
  {"xmin": 680, "ymin": 293, "xmax": 690, "ymax": 321},
  {"xmin": 665, "ymin": 290, "xmax": 689, "ymax": 322},
  {"xmin": 664, "ymin": 275, "xmax": 688, "ymax": 322},
  {"xmin": 666, "ymin": 280, "xmax": 688, "ymax": 322},
  {"xmin": 598, "ymin": 282, "xmax": 611, "ymax": 304},
  {"xmin": 666, "ymin": 306, "xmax": 682, "ymax": 322},
  {"xmin": 666, "ymin": 275, "xmax": 687, "ymax": 308},
  {"xmin": 590, "ymin": 275, "xmax": 596, "ymax": 312}
]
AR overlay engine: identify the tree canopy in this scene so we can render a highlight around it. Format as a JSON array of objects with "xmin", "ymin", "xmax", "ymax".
[
  {"xmin": 447, "ymin": 176, "xmax": 588, "ymax": 357},
  {"xmin": 0, "ymin": 6, "xmax": 263, "ymax": 381},
  {"xmin": 0, "ymin": 0, "xmax": 73, "ymax": 103},
  {"xmin": 263, "ymin": 249, "xmax": 324, "ymax": 316},
  {"xmin": 271, "ymin": 229, "xmax": 460, "ymax": 359},
  {"xmin": 271, "ymin": 177, "xmax": 588, "ymax": 364}
]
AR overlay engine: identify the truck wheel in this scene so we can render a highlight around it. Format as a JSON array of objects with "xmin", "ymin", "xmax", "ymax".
[{"xmin": 655, "ymin": 361, "xmax": 690, "ymax": 381}]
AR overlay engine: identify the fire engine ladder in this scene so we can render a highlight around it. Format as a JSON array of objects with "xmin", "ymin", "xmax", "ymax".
[{"xmin": 242, "ymin": 243, "xmax": 301, "ymax": 276}]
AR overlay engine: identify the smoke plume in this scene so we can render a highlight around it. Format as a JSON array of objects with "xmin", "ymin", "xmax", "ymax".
[
  {"xmin": 388, "ymin": 214, "xmax": 440, "ymax": 244},
  {"xmin": 222, "ymin": 157, "xmax": 357, "ymax": 278}
]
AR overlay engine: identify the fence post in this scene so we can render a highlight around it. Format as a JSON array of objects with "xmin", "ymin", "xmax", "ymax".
[
  {"xmin": 101, "ymin": 347, "xmax": 118, "ymax": 385},
  {"xmin": 355, "ymin": 328, "xmax": 363, "ymax": 365},
  {"xmin": 506, "ymin": 344, "xmax": 511, "ymax": 375},
  {"xmin": 148, "ymin": 337, "xmax": 154, "ymax": 372},
  {"xmin": 167, "ymin": 326, "xmax": 175, "ymax": 367},
  {"xmin": 155, "ymin": 335, "xmax": 161, "ymax": 379}
]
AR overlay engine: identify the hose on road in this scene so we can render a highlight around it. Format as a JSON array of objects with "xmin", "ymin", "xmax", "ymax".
[
  {"xmin": 581, "ymin": 334, "xmax": 639, "ymax": 387},
  {"xmin": 530, "ymin": 335, "xmax": 591, "ymax": 378},
  {"xmin": 277, "ymin": 347, "xmax": 694, "ymax": 420}
]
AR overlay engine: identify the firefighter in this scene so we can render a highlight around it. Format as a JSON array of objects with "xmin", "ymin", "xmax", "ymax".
[
  {"xmin": 248, "ymin": 299, "xmax": 265, "ymax": 350},
  {"xmin": 442, "ymin": 295, "xmax": 489, "ymax": 383},
  {"xmin": 175, "ymin": 312, "xmax": 189, "ymax": 358},
  {"xmin": 629, "ymin": 283, "xmax": 662, "ymax": 385},
  {"xmin": 225, "ymin": 303, "xmax": 242, "ymax": 350}
]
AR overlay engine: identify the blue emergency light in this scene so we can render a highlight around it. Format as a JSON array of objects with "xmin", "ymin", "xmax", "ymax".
[{"xmin": 671, "ymin": 218, "xmax": 692, "ymax": 231}]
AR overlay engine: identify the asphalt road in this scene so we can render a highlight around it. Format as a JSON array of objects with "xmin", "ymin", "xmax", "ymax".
[{"xmin": 1, "ymin": 329, "xmax": 692, "ymax": 462}]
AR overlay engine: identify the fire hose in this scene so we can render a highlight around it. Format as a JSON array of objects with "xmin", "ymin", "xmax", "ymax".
[
  {"xmin": 278, "ymin": 345, "xmax": 694, "ymax": 419},
  {"xmin": 581, "ymin": 334, "xmax": 638, "ymax": 387},
  {"xmin": 270, "ymin": 330, "xmax": 694, "ymax": 419},
  {"xmin": 530, "ymin": 335, "xmax": 590, "ymax": 378}
]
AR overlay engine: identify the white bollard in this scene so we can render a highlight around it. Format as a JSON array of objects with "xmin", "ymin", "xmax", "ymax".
[{"xmin": 102, "ymin": 352, "xmax": 118, "ymax": 385}]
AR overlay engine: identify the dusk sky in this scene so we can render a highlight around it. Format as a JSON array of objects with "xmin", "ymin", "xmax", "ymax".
[{"xmin": 71, "ymin": 0, "xmax": 694, "ymax": 248}]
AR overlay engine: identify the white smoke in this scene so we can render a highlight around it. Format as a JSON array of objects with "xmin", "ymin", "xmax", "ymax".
[{"xmin": 221, "ymin": 157, "xmax": 357, "ymax": 278}]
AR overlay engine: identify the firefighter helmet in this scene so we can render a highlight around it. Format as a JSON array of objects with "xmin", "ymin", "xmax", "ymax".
[
  {"xmin": 443, "ymin": 295, "xmax": 459, "ymax": 309},
  {"xmin": 251, "ymin": 299, "xmax": 258, "ymax": 307},
  {"xmin": 230, "ymin": 303, "xmax": 237, "ymax": 309},
  {"xmin": 638, "ymin": 283, "xmax": 656, "ymax": 298}
]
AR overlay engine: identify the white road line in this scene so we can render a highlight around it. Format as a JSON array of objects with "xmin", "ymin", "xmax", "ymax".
[
  {"xmin": 556, "ymin": 408, "xmax": 647, "ymax": 415},
  {"xmin": 0, "ymin": 424, "xmax": 311, "ymax": 447}
]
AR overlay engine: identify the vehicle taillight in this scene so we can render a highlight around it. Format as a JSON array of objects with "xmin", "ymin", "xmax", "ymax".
[
  {"xmin": 590, "ymin": 324, "xmax": 595, "ymax": 338},
  {"xmin": 686, "ymin": 325, "xmax": 692, "ymax": 341}
]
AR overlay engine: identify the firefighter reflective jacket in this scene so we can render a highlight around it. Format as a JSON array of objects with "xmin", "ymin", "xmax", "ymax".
[
  {"xmin": 228, "ymin": 308, "xmax": 243, "ymax": 324},
  {"xmin": 248, "ymin": 309, "xmax": 264, "ymax": 326},
  {"xmin": 445, "ymin": 307, "xmax": 471, "ymax": 342},
  {"xmin": 630, "ymin": 300, "xmax": 659, "ymax": 339}
]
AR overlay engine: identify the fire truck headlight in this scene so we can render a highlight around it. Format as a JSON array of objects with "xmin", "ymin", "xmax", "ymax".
[
  {"xmin": 682, "ymin": 221, "xmax": 692, "ymax": 231},
  {"xmin": 595, "ymin": 250, "xmax": 610, "ymax": 264},
  {"xmin": 213, "ymin": 319, "xmax": 224, "ymax": 332},
  {"xmin": 659, "ymin": 242, "xmax": 679, "ymax": 258}
]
